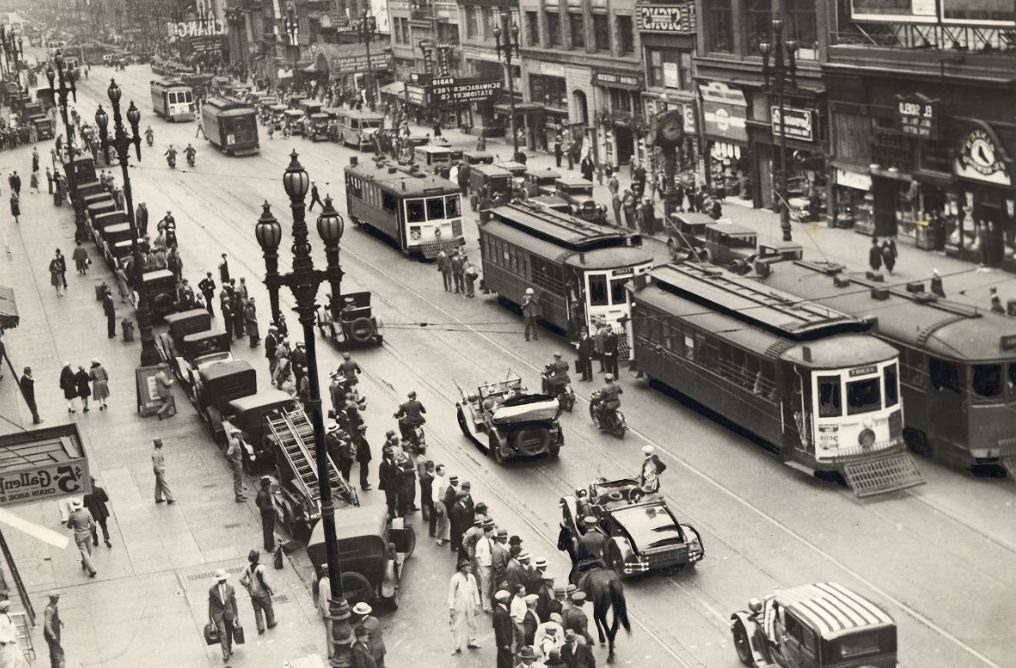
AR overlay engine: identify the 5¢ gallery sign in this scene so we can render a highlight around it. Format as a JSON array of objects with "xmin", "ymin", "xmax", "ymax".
[{"xmin": 0, "ymin": 460, "xmax": 89, "ymax": 507}]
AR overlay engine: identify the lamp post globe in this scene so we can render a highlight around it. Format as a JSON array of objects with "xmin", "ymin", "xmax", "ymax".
[
  {"xmin": 256, "ymin": 202, "xmax": 283, "ymax": 253},
  {"xmin": 316, "ymin": 196, "xmax": 344, "ymax": 245},
  {"xmin": 283, "ymin": 151, "xmax": 310, "ymax": 199}
]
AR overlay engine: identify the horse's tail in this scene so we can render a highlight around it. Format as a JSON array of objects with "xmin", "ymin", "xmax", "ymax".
[{"xmin": 609, "ymin": 579, "xmax": 631, "ymax": 635}]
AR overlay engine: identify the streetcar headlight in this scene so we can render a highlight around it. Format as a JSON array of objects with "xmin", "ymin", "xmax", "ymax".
[
  {"xmin": 410, "ymin": 228, "xmax": 421, "ymax": 241},
  {"xmin": 434, "ymin": 227, "xmax": 442, "ymax": 238}
]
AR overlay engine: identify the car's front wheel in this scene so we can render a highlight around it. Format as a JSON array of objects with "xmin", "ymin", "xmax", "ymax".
[{"xmin": 732, "ymin": 622, "xmax": 753, "ymax": 666}]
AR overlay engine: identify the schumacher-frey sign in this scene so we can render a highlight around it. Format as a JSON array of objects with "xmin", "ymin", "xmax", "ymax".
[{"xmin": 430, "ymin": 77, "xmax": 501, "ymax": 107}]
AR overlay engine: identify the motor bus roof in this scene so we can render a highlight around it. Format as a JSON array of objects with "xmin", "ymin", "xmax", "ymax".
[
  {"xmin": 774, "ymin": 582, "xmax": 895, "ymax": 640},
  {"xmin": 758, "ymin": 261, "xmax": 1016, "ymax": 362}
]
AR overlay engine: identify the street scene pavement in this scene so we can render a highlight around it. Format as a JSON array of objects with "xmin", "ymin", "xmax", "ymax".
[{"xmin": 0, "ymin": 51, "xmax": 1014, "ymax": 668}]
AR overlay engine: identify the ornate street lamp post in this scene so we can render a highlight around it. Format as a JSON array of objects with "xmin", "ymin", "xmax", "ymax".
[
  {"xmin": 493, "ymin": 15, "xmax": 521, "ymax": 160},
  {"xmin": 760, "ymin": 17, "xmax": 799, "ymax": 243},
  {"xmin": 47, "ymin": 51, "xmax": 89, "ymax": 244},
  {"xmin": 358, "ymin": 10, "xmax": 378, "ymax": 111},
  {"xmin": 254, "ymin": 153, "xmax": 349, "ymax": 665},
  {"xmin": 94, "ymin": 80, "xmax": 161, "ymax": 367}
]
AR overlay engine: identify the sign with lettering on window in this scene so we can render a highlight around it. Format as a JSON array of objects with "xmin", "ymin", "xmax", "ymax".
[
  {"xmin": 429, "ymin": 77, "xmax": 502, "ymax": 106},
  {"xmin": 897, "ymin": 94, "xmax": 938, "ymax": 139},
  {"xmin": 635, "ymin": 3, "xmax": 696, "ymax": 33},
  {"xmin": 770, "ymin": 106, "xmax": 816, "ymax": 142},
  {"xmin": 699, "ymin": 81, "xmax": 747, "ymax": 142}
]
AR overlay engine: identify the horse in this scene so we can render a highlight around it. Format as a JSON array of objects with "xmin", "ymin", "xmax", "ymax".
[{"xmin": 569, "ymin": 563, "xmax": 631, "ymax": 663}]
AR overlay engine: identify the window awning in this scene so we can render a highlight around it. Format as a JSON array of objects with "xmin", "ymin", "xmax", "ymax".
[
  {"xmin": 494, "ymin": 102, "xmax": 545, "ymax": 114},
  {"xmin": 380, "ymin": 81, "xmax": 405, "ymax": 96},
  {"xmin": 0, "ymin": 286, "xmax": 18, "ymax": 329}
]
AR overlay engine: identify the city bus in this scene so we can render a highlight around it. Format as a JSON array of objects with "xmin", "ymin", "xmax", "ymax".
[
  {"xmin": 336, "ymin": 109, "xmax": 385, "ymax": 151},
  {"xmin": 478, "ymin": 201, "xmax": 653, "ymax": 338},
  {"xmin": 150, "ymin": 79, "xmax": 195, "ymax": 122},
  {"xmin": 344, "ymin": 156, "xmax": 463, "ymax": 259},
  {"xmin": 630, "ymin": 262, "xmax": 925, "ymax": 497},
  {"xmin": 201, "ymin": 97, "xmax": 259, "ymax": 156},
  {"xmin": 756, "ymin": 258, "xmax": 1016, "ymax": 479}
]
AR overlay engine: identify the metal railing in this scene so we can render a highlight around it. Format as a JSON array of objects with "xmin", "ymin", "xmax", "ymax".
[{"xmin": 833, "ymin": 22, "xmax": 1016, "ymax": 52}]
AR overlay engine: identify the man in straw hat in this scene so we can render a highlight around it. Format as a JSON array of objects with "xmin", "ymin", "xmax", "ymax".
[
  {"xmin": 448, "ymin": 558, "xmax": 482, "ymax": 654},
  {"xmin": 66, "ymin": 499, "xmax": 97, "ymax": 578},
  {"xmin": 208, "ymin": 569, "xmax": 240, "ymax": 663},
  {"xmin": 351, "ymin": 602, "xmax": 386, "ymax": 666}
]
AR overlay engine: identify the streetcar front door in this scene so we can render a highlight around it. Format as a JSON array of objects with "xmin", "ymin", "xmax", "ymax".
[{"xmin": 584, "ymin": 270, "xmax": 627, "ymax": 332}]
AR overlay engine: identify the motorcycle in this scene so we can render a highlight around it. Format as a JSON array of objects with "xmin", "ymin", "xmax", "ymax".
[
  {"xmin": 395, "ymin": 412, "xmax": 426, "ymax": 450},
  {"xmin": 186, "ymin": 152, "xmax": 195, "ymax": 168},
  {"xmin": 589, "ymin": 390, "xmax": 627, "ymax": 438},
  {"xmin": 166, "ymin": 153, "xmax": 176, "ymax": 169},
  {"xmin": 541, "ymin": 368, "xmax": 575, "ymax": 412}
]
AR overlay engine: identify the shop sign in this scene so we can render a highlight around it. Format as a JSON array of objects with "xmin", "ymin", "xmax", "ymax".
[
  {"xmin": 0, "ymin": 457, "xmax": 90, "ymax": 507},
  {"xmin": 770, "ymin": 106, "xmax": 815, "ymax": 142},
  {"xmin": 683, "ymin": 104, "xmax": 696, "ymax": 134},
  {"xmin": 897, "ymin": 95, "xmax": 938, "ymax": 139},
  {"xmin": 699, "ymin": 81, "xmax": 747, "ymax": 142},
  {"xmin": 836, "ymin": 168, "xmax": 872, "ymax": 191},
  {"xmin": 329, "ymin": 52, "xmax": 392, "ymax": 74},
  {"xmin": 635, "ymin": 3, "xmax": 696, "ymax": 33},
  {"xmin": 954, "ymin": 125, "xmax": 1011, "ymax": 187},
  {"xmin": 592, "ymin": 70, "xmax": 643, "ymax": 91},
  {"xmin": 185, "ymin": 35, "xmax": 225, "ymax": 55},
  {"xmin": 430, "ymin": 76, "xmax": 501, "ymax": 106},
  {"xmin": 167, "ymin": 19, "xmax": 225, "ymax": 37},
  {"xmin": 405, "ymin": 83, "xmax": 427, "ymax": 106}
]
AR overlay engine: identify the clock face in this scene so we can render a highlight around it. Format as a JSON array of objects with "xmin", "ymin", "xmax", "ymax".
[{"xmin": 654, "ymin": 111, "xmax": 683, "ymax": 146}]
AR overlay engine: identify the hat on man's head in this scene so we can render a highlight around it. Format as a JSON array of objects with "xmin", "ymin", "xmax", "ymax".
[
  {"xmin": 535, "ymin": 557, "xmax": 547, "ymax": 569},
  {"xmin": 553, "ymin": 584, "xmax": 566, "ymax": 597},
  {"xmin": 571, "ymin": 591, "xmax": 587, "ymax": 603},
  {"xmin": 566, "ymin": 584, "xmax": 577, "ymax": 595},
  {"xmin": 524, "ymin": 594, "xmax": 539, "ymax": 604},
  {"xmin": 518, "ymin": 646, "xmax": 536, "ymax": 660},
  {"xmin": 494, "ymin": 590, "xmax": 510, "ymax": 602},
  {"xmin": 214, "ymin": 569, "xmax": 229, "ymax": 582},
  {"xmin": 352, "ymin": 602, "xmax": 373, "ymax": 616}
]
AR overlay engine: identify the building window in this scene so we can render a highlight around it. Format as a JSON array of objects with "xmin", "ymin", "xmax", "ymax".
[
  {"xmin": 745, "ymin": 0, "xmax": 771, "ymax": 56},
  {"xmin": 647, "ymin": 48, "xmax": 692, "ymax": 90},
  {"xmin": 608, "ymin": 88, "xmax": 632, "ymax": 114},
  {"xmin": 465, "ymin": 7, "xmax": 477, "ymax": 40},
  {"xmin": 785, "ymin": 0, "xmax": 818, "ymax": 58},
  {"xmin": 525, "ymin": 11, "xmax": 539, "ymax": 46},
  {"xmin": 703, "ymin": 0, "xmax": 733, "ymax": 53},
  {"xmin": 437, "ymin": 22, "xmax": 459, "ymax": 45},
  {"xmin": 546, "ymin": 11, "xmax": 561, "ymax": 47},
  {"xmin": 529, "ymin": 74, "xmax": 568, "ymax": 110},
  {"xmin": 568, "ymin": 13, "xmax": 585, "ymax": 48},
  {"xmin": 483, "ymin": 9, "xmax": 497, "ymax": 38},
  {"xmin": 592, "ymin": 13, "xmax": 609, "ymax": 51},
  {"xmin": 616, "ymin": 15, "xmax": 634, "ymax": 55}
]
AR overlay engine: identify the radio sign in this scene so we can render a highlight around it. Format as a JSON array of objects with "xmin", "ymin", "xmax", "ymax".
[
  {"xmin": 849, "ymin": 365, "xmax": 877, "ymax": 377},
  {"xmin": 897, "ymin": 94, "xmax": 938, "ymax": 139}
]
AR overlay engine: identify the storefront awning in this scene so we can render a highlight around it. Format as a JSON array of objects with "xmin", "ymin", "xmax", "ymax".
[
  {"xmin": 380, "ymin": 81, "xmax": 405, "ymax": 97},
  {"xmin": 0, "ymin": 286, "xmax": 18, "ymax": 329},
  {"xmin": 494, "ymin": 102, "xmax": 545, "ymax": 114}
]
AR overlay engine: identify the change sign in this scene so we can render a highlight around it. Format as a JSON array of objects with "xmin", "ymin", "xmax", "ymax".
[{"xmin": 430, "ymin": 77, "xmax": 501, "ymax": 107}]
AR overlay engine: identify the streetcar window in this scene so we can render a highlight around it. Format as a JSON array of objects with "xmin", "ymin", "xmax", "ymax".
[
  {"xmin": 684, "ymin": 335, "xmax": 695, "ymax": 361},
  {"xmin": 426, "ymin": 197, "xmax": 445, "ymax": 220},
  {"xmin": 972, "ymin": 364, "xmax": 1003, "ymax": 399},
  {"xmin": 382, "ymin": 192, "xmax": 397, "ymax": 213},
  {"xmin": 884, "ymin": 363, "xmax": 899, "ymax": 407},
  {"xmin": 928, "ymin": 357, "xmax": 962, "ymax": 393},
  {"xmin": 406, "ymin": 199, "xmax": 426, "ymax": 223},
  {"xmin": 846, "ymin": 379, "xmax": 881, "ymax": 415},
  {"xmin": 184, "ymin": 91, "xmax": 193, "ymax": 103},
  {"xmin": 446, "ymin": 195, "xmax": 461, "ymax": 217},
  {"xmin": 817, "ymin": 376, "xmax": 842, "ymax": 417},
  {"xmin": 609, "ymin": 278, "xmax": 627, "ymax": 305},
  {"xmin": 588, "ymin": 275, "xmax": 609, "ymax": 306},
  {"xmin": 1009, "ymin": 364, "xmax": 1016, "ymax": 391}
]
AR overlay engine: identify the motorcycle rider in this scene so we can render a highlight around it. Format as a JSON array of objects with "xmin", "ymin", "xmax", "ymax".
[
  {"xmin": 164, "ymin": 144, "xmax": 177, "ymax": 167},
  {"xmin": 184, "ymin": 143, "xmax": 197, "ymax": 166},
  {"xmin": 595, "ymin": 374, "xmax": 623, "ymax": 428},
  {"xmin": 144, "ymin": 125, "xmax": 154, "ymax": 146},
  {"xmin": 543, "ymin": 352, "xmax": 571, "ymax": 398},
  {"xmin": 395, "ymin": 391, "xmax": 426, "ymax": 442},
  {"xmin": 158, "ymin": 211, "xmax": 177, "ymax": 248}
]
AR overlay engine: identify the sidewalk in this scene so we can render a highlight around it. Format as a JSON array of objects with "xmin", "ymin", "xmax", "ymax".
[
  {"xmin": 407, "ymin": 121, "xmax": 1016, "ymax": 307},
  {"xmin": 0, "ymin": 146, "xmax": 328, "ymax": 667}
]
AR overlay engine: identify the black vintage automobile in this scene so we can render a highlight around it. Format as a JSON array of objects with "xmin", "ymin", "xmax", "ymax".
[
  {"xmin": 222, "ymin": 390, "xmax": 299, "ymax": 475},
  {"xmin": 455, "ymin": 371, "xmax": 563, "ymax": 463},
  {"xmin": 316, "ymin": 291, "xmax": 383, "ymax": 347},
  {"xmin": 142, "ymin": 269, "xmax": 179, "ymax": 321},
  {"xmin": 307, "ymin": 506, "xmax": 415, "ymax": 610},
  {"xmin": 559, "ymin": 477, "xmax": 704, "ymax": 578},
  {"xmin": 157, "ymin": 308, "xmax": 212, "ymax": 378},
  {"xmin": 192, "ymin": 360, "xmax": 258, "ymax": 442}
]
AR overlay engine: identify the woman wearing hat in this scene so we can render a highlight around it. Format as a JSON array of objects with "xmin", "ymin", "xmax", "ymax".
[
  {"xmin": 74, "ymin": 365, "xmax": 92, "ymax": 413},
  {"xmin": 59, "ymin": 362, "xmax": 77, "ymax": 413},
  {"xmin": 88, "ymin": 360, "xmax": 110, "ymax": 411}
]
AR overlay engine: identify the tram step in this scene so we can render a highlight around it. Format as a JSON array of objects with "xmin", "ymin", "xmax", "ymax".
[
  {"xmin": 841, "ymin": 452, "xmax": 926, "ymax": 498},
  {"xmin": 1001, "ymin": 456, "xmax": 1016, "ymax": 482}
]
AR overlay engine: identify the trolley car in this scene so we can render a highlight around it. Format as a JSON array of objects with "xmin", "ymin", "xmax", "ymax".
[
  {"xmin": 201, "ymin": 97, "xmax": 259, "ymax": 156},
  {"xmin": 150, "ymin": 79, "xmax": 195, "ymax": 122},
  {"xmin": 756, "ymin": 259, "xmax": 1016, "ymax": 478},
  {"xmin": 344, "ymin": 157, "xmax": 463, "ymax": 259},
  {"xmin": 630, "ymin": 262, "xmax": 924, "ymax": 497},
  {"xmin": 479, "ymin": 201, "xmax": 653, "ymax": 337}
]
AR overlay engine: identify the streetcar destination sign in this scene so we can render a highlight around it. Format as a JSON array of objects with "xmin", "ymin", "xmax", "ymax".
[{"xmin": 849, "ymin": 365, "xmax": 877, "ymax": 377}]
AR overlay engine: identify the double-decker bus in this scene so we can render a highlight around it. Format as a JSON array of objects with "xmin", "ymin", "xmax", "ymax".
[
  {"xmin": 630, "ymin": 262, "xmax": 925, "ymax": 497},
  {"xmin": 479, "ymin": 201, "xmax": 653, "ymax": 339},
  {"xmin": 201, "ymin": 97, "xmax": 259, "ymax": 156},
  {"xmin": 150, "ymin": 79, "xmax": 194, "ymax": 122},
  {"xmin": 344, "ymin": 157, "xmax": 463, "ymax": 258},
  {"xmin": 756, "ymin": 259, "xmax": 1016, "ymax": 479}
]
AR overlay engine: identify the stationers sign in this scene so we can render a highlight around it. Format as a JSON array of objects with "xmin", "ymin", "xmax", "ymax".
[{"xmin": 430, "ymin": 76, "xmax": 501, "ymax": 107}]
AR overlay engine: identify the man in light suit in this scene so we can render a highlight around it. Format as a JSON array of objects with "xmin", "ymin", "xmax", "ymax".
[{"xmin": 208, "ymin": 569, "xmax": 240, "ymax": 663}]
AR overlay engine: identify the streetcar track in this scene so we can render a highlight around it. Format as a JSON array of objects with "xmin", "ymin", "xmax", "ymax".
[{"xmin": 112, "ymin": 88, "xmax": 1006, "ymax": 666}]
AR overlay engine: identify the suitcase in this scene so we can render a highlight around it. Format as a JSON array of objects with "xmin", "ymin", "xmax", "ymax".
[
  {"xmin": 232, "ymin": 625, "xmax": 245, "ymax": 645},
  {"xmin": 203, "ymin": 623, "xmax": 219, "ymax": 646}
]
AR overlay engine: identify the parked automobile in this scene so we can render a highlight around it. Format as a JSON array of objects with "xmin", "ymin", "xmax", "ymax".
[{"xmin": 316, "ymin": 291, "xmax": 383, "ymax": 347}]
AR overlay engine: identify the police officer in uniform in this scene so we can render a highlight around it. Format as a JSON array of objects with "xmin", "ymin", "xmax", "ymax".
[
  {"xmin": 576, "ymin": 516, "xmax": 606, "ymax": 563},
  {"xmin": 395, "ymin": 391, "xmax": 427, "ymax": 441}
]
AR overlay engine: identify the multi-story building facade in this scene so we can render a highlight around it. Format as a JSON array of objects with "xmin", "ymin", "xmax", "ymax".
[
  {"xmin": 823, "ymin": 0, "xmax": 1016, "ymax": 268},
  {"xmin": 693, "ymin": 0, "xmax": 828, "ymax": 209},
  {"xmin": 389, "ymin": 0, "xmax": 460, "ymax": 81}
]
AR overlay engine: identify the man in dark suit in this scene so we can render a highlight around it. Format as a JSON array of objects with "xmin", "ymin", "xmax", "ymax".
[
  {"xmin": 602, "ymin": 329, "xmax": 619, "ymax": 378},
  {"xmin": 561, "ymin": 628, "xmax": 596, "ymax": 667},
  {"xmin": 208, "ymin": 569, "xmax": 240, "ymax": 662},
  {"xmin": 492, "ymin": 590, "xmax": 514, "ymax": 668},
  {"xmin": 350, "ymin": 625, "xmax": 377, "ymax": 668},
  {"xmin": 576, "ymin": 329, "xmax": 595, "ymax": 382}
]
